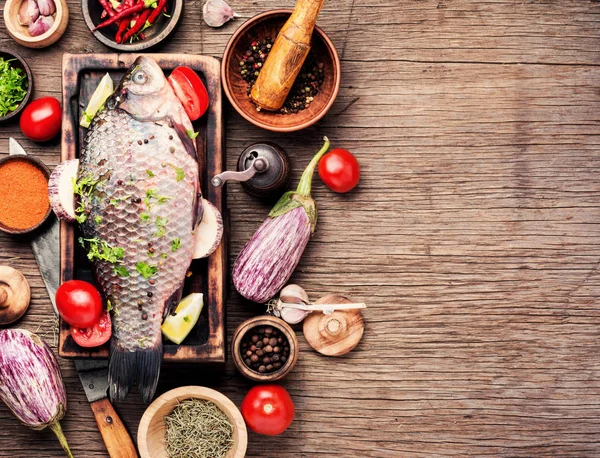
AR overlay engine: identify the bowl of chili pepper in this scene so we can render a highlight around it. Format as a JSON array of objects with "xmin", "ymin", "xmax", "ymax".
[
  {"xmin": 82, "ymin": 0, "xmax": 183, "ymax": 51},
  {"xmin": 0, "ymin": 155, "xmax": 52, "ymax": 235},
  {"xmin": 0, "ymin": 50, "xmax": 33, "ymax": 124}
]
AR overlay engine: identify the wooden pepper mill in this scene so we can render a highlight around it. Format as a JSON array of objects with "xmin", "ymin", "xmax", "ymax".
[
  {"xmin": 251, "ymin": 0, "xmax": 326, "ymax": 111},
  {"xmin": 0, "ymin": 266, "xmax": 31, "ymax": 326},
  {"xmin": 303, "ymin": 294, "xmax": 364, "ymax": 356}
]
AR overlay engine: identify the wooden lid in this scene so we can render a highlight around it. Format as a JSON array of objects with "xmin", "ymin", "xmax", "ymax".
[
  {"xmin": 0, "ymin": 266, "xmax": 30, "ymax": 326},
  {"xmin": 302, "ymin": 294, "xmax": 364, "ymax": 356}
]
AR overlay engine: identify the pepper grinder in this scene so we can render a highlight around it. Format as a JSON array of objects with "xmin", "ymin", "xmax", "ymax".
[{"xmin": 212, "ymin": 143, "xmax": 291, "ymax": 198}]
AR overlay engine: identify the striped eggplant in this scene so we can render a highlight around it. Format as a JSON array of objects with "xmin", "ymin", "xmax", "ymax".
[
  {"xmin": 233, "ymin": 137, "xmax": 330, "ymax": 303},
  {"xmin": 0, "ymin": 329, "xmax": 73, "ymax": 458}
]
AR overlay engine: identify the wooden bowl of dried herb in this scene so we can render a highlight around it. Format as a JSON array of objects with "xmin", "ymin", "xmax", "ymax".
[
  {"xmin": 0, "ymin": 50, "xmax": 33, "ymax": 123},
  {"xmin": 138, "ymin": 386, "xmax": 247, "ymax": 458}
]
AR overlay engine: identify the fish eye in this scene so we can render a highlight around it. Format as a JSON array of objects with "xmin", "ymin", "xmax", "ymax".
[{"xmin": 133, "ymin": 70, "xmax": 148, "ymax": 85}]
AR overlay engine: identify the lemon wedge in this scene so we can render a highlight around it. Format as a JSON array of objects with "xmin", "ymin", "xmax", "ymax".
[
  {"xmin": 80, "ymin": 73, "xmax": 113, "ymax": 128},
  {"xmin": 161, "ymin": 293, "xmax": 204, "ymax": 344}
]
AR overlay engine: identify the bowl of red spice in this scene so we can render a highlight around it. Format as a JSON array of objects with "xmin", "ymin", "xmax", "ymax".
[
  {"xmin": 0, "ymin": 155, "xmax": 51, "ymax": 234},
  {"xmin": 222, "ymin": 9, "xmax": 341, "ymax": 132}
]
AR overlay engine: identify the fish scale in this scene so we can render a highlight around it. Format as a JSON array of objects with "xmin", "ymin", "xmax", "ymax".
[{"xmin": 76, "ymin": 58, "xmax": 199, "ymax": 402}]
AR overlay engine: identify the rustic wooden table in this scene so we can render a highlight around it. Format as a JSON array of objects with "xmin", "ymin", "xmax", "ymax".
[{"xmin": 2, "ymin": 0, "xmax": 600, "ymax": 456}]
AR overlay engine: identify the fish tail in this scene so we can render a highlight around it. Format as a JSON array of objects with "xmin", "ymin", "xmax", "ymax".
[{"xmin": 109, "ymin": 340, "xmax": 162, "ymax": 404}]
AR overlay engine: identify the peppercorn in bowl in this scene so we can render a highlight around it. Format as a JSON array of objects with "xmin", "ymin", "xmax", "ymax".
[
  {"xmin": 222, "ymin": 9, "xmax": 341, "ymax": 132},
  {"xmin": 232, "ymin": 315, "xmax": 299, "ymax": 382}
]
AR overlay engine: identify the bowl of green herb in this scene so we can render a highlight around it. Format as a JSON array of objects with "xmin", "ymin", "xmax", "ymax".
[
  {"xmin": 138, "ymin": 386, "xmax": 248, "ymax": 458},
  {"xmin": 0, "ymin": 50, "xmax": 32, "ymax": 123}
]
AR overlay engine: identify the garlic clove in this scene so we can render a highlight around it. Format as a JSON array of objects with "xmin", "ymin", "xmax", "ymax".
[
  {"xmin": 28, "ymin": 14, "xmax": 54, "ymax": 37},
  {"xmin": 280, "ymin": 306, "xmax": 310, "ymax": 325},
  {"xmin": 37, "ymin": 0, "xmax": 56, "ymax": 17},
  {"xmin": 202, "ymin": 0, "xmax": 238, "ymax": 28},
  {"xmin": 17, "ymin": 0, "xmax": 39, "ymax": 26},
  {"xmin": 279, "ymin": 284, "xmax": 310, "ymax": 305}
]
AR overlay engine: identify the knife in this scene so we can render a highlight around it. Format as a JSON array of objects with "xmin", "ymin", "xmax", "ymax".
[{"xmin": 15, "ymin": 138, "xmax": 139, "ymax": 458}]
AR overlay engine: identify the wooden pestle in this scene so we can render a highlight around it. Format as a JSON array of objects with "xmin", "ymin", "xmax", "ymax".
[{"xmin": 251, "ymin": 0, "xmax": 326, "ymax": 111}]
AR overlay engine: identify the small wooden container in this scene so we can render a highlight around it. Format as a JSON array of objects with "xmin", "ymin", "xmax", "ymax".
[
  {"xmin": 3, "ymin": 0, "xmax": 69, "ymax": 48},
  {"xmin": 222, "ymin": 9, "xmax": 341, "ymax": 132},
  {"xmin": 0, "ymin": 155, "xmax": 52, "ymax": 235},
  {"xmin": 232, "ymin": 315, "xmax": 299, "ymax": 382},
  {"xmin": 138, "ymin": 386, "xmax": 247, "ymax": 458},
  {"xmin": 82, "ymin": 0, "xmax": 183, "ymax": 51},
  {"xmin": 0, "ymin": 50, "xmax": 33, "ymax": 123}
]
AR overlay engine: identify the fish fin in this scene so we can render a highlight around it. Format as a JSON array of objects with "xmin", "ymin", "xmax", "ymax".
[
  {"xmin": 169, "ymin": 115, "xmax": 197, "ymax": 162},
  {"xmin": 193, "ymin": 181, "xmax": 204, "ymax": 230},
  {"xmin": 109, "ymin": 340, "xmax": 162, "ymax": 404},
  {"xmin": 163, "ymin": 284, "xmax": 185, "ymax": 321}
]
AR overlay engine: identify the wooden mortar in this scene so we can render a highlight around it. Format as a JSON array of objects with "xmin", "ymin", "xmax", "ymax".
[
  {"xmin": 250, "ymin": 0, "xmax": 326, "ymax": 111},
  {"xmin": 0, "ymin": 266, "xmax": 31, "ymax": 326}
]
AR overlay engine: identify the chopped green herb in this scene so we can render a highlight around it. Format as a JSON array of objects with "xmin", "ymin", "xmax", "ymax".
[
  {"xmin": 155, "ymin": 216, "xmax": 168, "ymax": 237},
  {"xmin": 147, "ymin": 251, "xmax": 155, "ymax": 258},
  {"xmin": 137, "ymin": 336, "xmax": 149, "ymax": 348},
  {"xmin": 144, "ymin": 188, "xmax": 171, "ymax": 209},
  {"xmin": 175, "ymin": 168, "xmax": 185, "ymax": 182},
  {"xmin": 79, "ymin": 237, "xmax": 125, "ymax": 264},
  {"xmin": 106, "ymin": 299, "xmax": 113, "ymax": 312},
  {"xmin": 161, "ymin": 253, "xmax": 168, "ymax": 259},
  {"xmin": 136, "ymin": 262, "xmax": 158, "ymax": 279},
  {"xmin": 171, "ymin": 238, "xmax": 181, "ymax": 252},
  {"xmin": 73, "ymin": 174, "xmax": 103, "ymax": 224},
  {"xmin": 94, "ymin": 216, "xmax": 103, "ymax": 224},
  {"xmin": 109, "ymin": 198, "xmax": 120, "ymax": 206},
  {"xmin": 183, "ymin": 316, "xmax": 190, "ymax": 323},
  {"xmin": 113, "ymin": 266, "xmax": 130, "ymax": 277},
  {"xmin": 146, "ymin": 170, "xmax": 155, "ymax": 177},
  {"xmin": 0, "ymin": 58, "xmax": 28, "ymax": 117},
  {"xmin": 186, "ymin": 129, "xmax": 199, "ymax": 140},
  {"xmin": 140, "ymin": 212, "xmax": 150, "ymax": 222}
]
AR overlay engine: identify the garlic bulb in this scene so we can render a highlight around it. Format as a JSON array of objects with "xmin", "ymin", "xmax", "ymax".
[
  {"xmin": 202, "ymin": 0, "xmax": 239, "ymax": 28},
  {"xmin": 278, "ymin": 284, "xmax": 311, "ymax": 324},
  {"xmin": 17, "ymin": 0, "xmax": 39, "ymax": 26},
  {"xmin": 28, "ymin": 14, "xmax": 54, "ymax": 37},
  {"xmin": 37, "ymin": 0, "xmax": 56, "ymax": 17}
]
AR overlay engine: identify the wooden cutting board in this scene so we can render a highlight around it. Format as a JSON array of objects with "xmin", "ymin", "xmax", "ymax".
[{"xmin": 58, "ymin": 53, "xmax": 226, "ymax": 363}]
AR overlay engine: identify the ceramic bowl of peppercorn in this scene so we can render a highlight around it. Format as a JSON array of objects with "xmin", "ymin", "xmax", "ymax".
[
  {"xmin": 82, "ymin": 0, "xmax": 183, "ymax": 51},
  {"xmin": 232, "ymin": 315, "xmax": 299, "ymax": 382},
  {"xmin": 222, "ymin": 9, "xmax": 341, "ymax": 132}
]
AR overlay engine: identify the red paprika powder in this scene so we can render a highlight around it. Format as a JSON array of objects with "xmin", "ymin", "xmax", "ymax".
[{"xmin": 0, "ymin": 159, "xmax": 49, "ymax": 230}]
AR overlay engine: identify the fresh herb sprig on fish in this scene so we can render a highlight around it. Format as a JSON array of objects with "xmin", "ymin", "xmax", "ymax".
[{"xmin": 78, "ymin": 237, "xmax": 124, "ymax": 264}]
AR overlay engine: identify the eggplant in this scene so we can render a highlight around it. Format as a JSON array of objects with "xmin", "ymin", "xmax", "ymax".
[
  {"xmin": 233, "ymin": 137, "xmax": 330, "ymax": 303},
  {"xmin": 0, "ymin": 329, "xmax": 73, "ymax": 458}
]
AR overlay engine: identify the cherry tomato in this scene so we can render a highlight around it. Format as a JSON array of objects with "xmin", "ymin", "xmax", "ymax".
[
  {"xmin": 70, "ymin": 311, "xmax": 112, "ymax": 348},
  {"xmin": 19, "ymin": 97, "xmax": 62, "ymax": 142},
  {"xmin": 241, "ymin": 385, "xmax": 295, "ymax": 436},
  {"xmin": 318, "ymin": 148, "xmax": 360, "ymax": 193},
  {"xmin": 168, "ymin": 66, "xmax": 209, "ymax": 121},
  {"xmin": 56, "ymin": 280, "xmax": 103, "ymax": 328}
]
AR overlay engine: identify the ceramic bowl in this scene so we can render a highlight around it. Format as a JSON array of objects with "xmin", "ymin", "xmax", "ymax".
[
  {"xmin": 222, "ymin": 9, "xmax": 341, "ymax": 132},
  {"xmin": 231, "ymin": 315, "xmax": 299, "ymax": 382},
  {"xmin": 0, "ymin": 155, "xmax": 52, "ymax": 235},
  {"xmin": 137, "ymin": 386, "xmax": 247, "ymax": 458},
  {"xmin": 3, "ymin": 0, "xmax": 69, "ymax": 48},
  {"xmin": 0, "ymin": 50, "xmax": 33, "ymax": 123},
  {"xmin": 82, "ymin": 0, "xmax": 183, "ymax": 51}
]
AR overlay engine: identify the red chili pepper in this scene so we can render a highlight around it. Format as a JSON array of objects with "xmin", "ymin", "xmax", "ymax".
[
  {"xmin": 98, "ymin": 0, "xmax": 116, "ymax": 17},
  {"xmin": 101, "ymin": 9, "xmax": 107, "ymax": 18},
  {"xmin": 147, "ymin": 0, "xmax": 168, "ymax": 24},
  {"xmin": 93, "ymin": 0, "xmax": 147, "ymax": 31},
  {"xmin": 122, "ymin": 7, "xmax": 152, "ymax": 42}
]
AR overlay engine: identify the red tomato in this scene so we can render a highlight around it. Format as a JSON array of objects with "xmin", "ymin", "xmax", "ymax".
[
  {"xmin": 168, "ymin": 66, "xmax": 209, "ymax": 121},
  {"xmin": 70, "ymin": 311, "xmax": 112, "ymax": 348},
  {"xmin": 318, "ymin": 148, "xmax": 360, "ymax": 193},
  {"xmin": 56, "ymin": 280, "xmax": 103, "ymax": 328},
  {"xmin": 19, "ymin": 97, "xmax": 62, "ymax": 142},
  {"xmin": 241, "ymin": 385, "xmax": 295, "ymax": 436}
]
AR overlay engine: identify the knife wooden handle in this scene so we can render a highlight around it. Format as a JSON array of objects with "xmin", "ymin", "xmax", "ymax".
[{"xmin": 90, "ymin": 398, "xmax": 139, "ymax": 458}]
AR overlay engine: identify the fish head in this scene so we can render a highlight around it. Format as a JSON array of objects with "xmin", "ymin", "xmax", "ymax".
[{"xmin": 111, "ymin": 57, "xmax": 176, "ymax": 122}]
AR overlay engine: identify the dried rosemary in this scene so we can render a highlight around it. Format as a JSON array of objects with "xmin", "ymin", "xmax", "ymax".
[{"xmin": 165, "ymin": 399, "xmax": 234, "ymax": 458}]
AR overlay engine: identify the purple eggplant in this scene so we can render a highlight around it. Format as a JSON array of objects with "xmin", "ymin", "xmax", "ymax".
[
  {"xmin": 233, "ymin": 137, "xmax": 330, "ymax": 303},
  {"xmin": 0, "ymin": 329, "xmax": 73, "ymax": 458}
]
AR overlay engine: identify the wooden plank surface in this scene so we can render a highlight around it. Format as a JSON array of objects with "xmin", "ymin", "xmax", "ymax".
[{"xmin": 1, "ymin": 0, "xmax": 600, "ymax": 456}]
